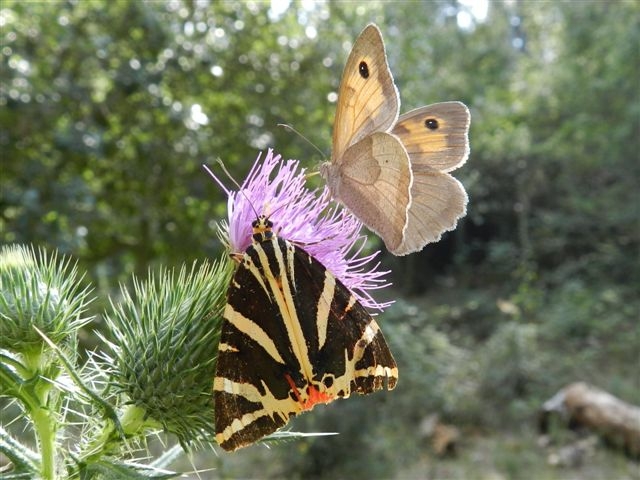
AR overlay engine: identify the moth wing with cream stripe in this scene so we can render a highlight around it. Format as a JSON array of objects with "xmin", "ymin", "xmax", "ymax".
[
  {"xmin": 214, "ymin": 217, "xmax": 397, "ymax": 452},
  {"xmin": 391, "ymin": 102, "xmax": 470, "ymax": 255}
]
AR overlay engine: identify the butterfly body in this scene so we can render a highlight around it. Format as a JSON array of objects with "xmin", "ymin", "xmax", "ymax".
[
  {"xmin": 214, "ymin": 216, "xmax": 398, "ymax": 451},
  {"xmin": 321, "ymin": 24, "xmax": 470, "ymax": 256}
]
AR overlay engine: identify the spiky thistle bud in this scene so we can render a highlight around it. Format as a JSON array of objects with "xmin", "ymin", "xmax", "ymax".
[
  {"xmin": 0, "ymin": 244, "xmax": 92, "ymax": 357},
  {"xmin": 102, "ymin": 260, "xmax": 232, "ymax": 447}
]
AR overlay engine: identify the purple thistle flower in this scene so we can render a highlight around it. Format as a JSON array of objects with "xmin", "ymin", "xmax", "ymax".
[{"xmin": 205, "ymin": 149, "xmax": 392, "ymax": 311}]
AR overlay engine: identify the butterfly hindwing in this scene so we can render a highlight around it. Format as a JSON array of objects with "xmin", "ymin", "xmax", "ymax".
[
  {"xmin": 214, "ymin": 233, "xmax": 397, "ymax": 451},
  {"xmin": 390, "ymin": 102, "xmax": 470, "ymax": 254},
  {"xmin": 393, "ymin": 165, "xmax": 468, "ymax": 254},
  {"xmin": 392, "ymin": 102, "xmax": 470, "ymax": 172},
  {"xmin": 332, "ymin": 131, "xmax": 412, "ymax": 253}
]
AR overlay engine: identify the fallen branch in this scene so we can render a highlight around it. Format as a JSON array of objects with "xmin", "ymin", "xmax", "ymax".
[{"xmin": 539, "ymin": 382, "xmax": 640, "ymax": 458}]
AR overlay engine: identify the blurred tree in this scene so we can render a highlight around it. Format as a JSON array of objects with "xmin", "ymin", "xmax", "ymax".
[{"xmin": 1, "ymin": 1, "xmax": 338, "ymax": 288}]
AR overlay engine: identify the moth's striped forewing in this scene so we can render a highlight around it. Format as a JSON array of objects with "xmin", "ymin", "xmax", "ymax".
[{"xmin": 214, "ymin": 219, "xmax": 397, "ymax": 451}]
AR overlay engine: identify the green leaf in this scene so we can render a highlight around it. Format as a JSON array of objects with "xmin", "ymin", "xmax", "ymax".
[
  {"xmin": 79, "ymin": 459, "xmax": 179, "ymax": 480},
  {"xmin": 0, "ymin": 425, "xmax": 39, "ymax": 477}
]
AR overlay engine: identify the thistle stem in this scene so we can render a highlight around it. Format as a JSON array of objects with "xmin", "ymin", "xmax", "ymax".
[
  {"xmin": 78, "ymin": 403, "xmax": 161, "ymax": 465},
  {"xmin": 17, "ymin": 347, "xmax": 59, "ymax": 480},
  {"xmin": 30, "ymin": 402, "xmax": 57, "ymax": 480}
]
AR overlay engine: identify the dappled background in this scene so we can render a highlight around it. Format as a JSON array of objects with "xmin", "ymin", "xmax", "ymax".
[{"xmin": 1, "ymin": 1, "xmax": 638, "ymax": 478}]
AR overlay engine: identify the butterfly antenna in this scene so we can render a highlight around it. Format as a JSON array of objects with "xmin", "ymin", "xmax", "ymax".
[{"xmin": 277, "ymin": 123, "xmax": 326, "ymax": 160}]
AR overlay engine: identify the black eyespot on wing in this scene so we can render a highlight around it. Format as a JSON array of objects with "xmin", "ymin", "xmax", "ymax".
[
  {"xmin": 358, "ymin": 61, "xmax": 370, "ymax": 79},
  {"xmin": 425, "ymin": 118, "xmax": 439, "ymax": 130}
]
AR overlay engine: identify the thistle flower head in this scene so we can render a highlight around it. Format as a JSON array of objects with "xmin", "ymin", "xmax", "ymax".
[{"xmin": 207, "ymin": 149, "xmax": 391, "ymax": 311}]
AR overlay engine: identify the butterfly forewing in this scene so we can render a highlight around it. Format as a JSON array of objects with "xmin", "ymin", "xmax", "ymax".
[
  {"xmin": 214, "ymin": 232, "xmax": 398, "ymax": 451},
  {"xmin": 332, "ymin": 24, "xmax": 400, "ymax": 164},
  {"xmin": 292, "ymin": 244, "xmax": 398, "ymax": 395}
]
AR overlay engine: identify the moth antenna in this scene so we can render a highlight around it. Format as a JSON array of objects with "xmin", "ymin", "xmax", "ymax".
[
  {"xmin": 214, "ymin": 157, "xmax": 243, "ymax": 191},
  {"xmin": 277, "ymin": 123, "xmax": 326, "ymax": 160},
  {"xmin": 204, "ymin": 159, "xmax": 289, "ymax": 232},
  {"xmin": 203, "ymin": 159, "xmax": 260, "ymax": 221}
]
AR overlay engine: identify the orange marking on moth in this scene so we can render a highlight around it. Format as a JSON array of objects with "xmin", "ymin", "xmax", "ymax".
[
  {"xmin": 302, "ymin": 385, "xmax": 334, "ymax": 410},
  {"xmin": 284, "ymin": 374, "xmax": 334, "ymax": 411}
]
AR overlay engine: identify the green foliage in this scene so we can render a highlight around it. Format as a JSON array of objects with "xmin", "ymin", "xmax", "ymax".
[
  {"xmin": 475, "ymin": 322, "xmax": 544, "ymax": 424},
  {"xmin": 3, "ymin": 0, "xmax": 638, "ymax": 289}
]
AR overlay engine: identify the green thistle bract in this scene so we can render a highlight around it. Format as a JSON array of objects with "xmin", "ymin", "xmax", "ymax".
[
  {"xmin": 0, "ymin": 244, "xmax": 92, "ymax": 354},
  {"xmin": 103, "ymin": 259, "xmax": 232, "ymax": 447}
]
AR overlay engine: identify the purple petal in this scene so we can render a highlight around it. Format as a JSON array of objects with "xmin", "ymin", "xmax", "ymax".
[{"xmin": 205, "ymin": 149, "xmax": 392, "ymax": 311}]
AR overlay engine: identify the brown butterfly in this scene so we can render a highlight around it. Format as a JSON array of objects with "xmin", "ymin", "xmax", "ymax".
[{"xmin": 320, "ymin": 24, "xmax": 470, "ymax": 255}]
